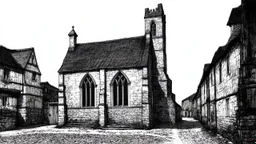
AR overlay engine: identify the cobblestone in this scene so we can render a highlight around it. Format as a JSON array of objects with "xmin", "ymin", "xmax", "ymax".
[{"xmin": 0, "ymin": 118, "xmax": 232, "ymax": 144}]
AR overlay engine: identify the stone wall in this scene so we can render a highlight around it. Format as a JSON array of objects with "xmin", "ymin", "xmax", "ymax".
[
  {"xmin": 64, "ymin": 71, "xmax": 100, "ymax": 108},
  {"xmin": 67, "ymin": 108, "xmax": 99, "ymax": 126},
  {"xmin": 0, "ymin": 108, "xmax": 17, "ymax": 131},
  {"xmin": 106, "ymin": 69, "xmax": 143, "ymax": 107},
  {"xmin": 195, "ymin": 28, "xmax": 242, "ymax": 142},
  {"xmin": 238, "ymin": 115, "xmax": 256, "ymax": 143},
  {"xmin": 182, "ymin": 99, "xmax": 192, "ymax": 117},
  {"xmin": 108, "ymin": 107, "xmax": 142, "ymax": 127},
  {"xmin": 17, "ymin": 107, "xmax": 43, "ymax": 126},
  {"xmin": 60, "ymin": 68, "xmax": 151, "ymax": 127},
  {"xmin": 215, "ymin": 45, "xmax": 240, "ymax": 137}
]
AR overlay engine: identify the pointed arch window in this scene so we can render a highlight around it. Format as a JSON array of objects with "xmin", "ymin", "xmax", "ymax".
[
  {"xmin": 151, "ymin": 21, "xmax": 156, "ymax": 36},
  {"xmin": 111, "ymin": 72, "xmax": 130, "ymax": 106},
  {"xmin": 81, "ymin": 74, "xmax": 95, "ymax": 107}
]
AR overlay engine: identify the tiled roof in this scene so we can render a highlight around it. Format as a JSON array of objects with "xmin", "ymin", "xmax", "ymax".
[
  {"xmin": 182, "ymin": 93, "xmax": 195, "ymax": 103},
  {"xmin": 0, "ymin": 45, "xmax": 34, "ymax": 70},
  {"xmin": 11, "ymin": 48, "xmax": 33, "ymax": 68},
  {"xmin": 59, "ymin": 36, "xmax": 149, "ymax": 73},
  {"xmin": 193, "ymin": 16, "xmax": 242, "ymax": 101},
  {"xmin": 0, "ymin": 46, "xmax": 21, "ymax": 69},
  {"xmin": 227, "ymin": 5, "xmax": 242, "ymax": 26}
]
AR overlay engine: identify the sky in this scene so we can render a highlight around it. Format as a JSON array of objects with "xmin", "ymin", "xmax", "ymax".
[{"xmin": 0, "ymin": 0, "xmax": 241, "ymax": 105}]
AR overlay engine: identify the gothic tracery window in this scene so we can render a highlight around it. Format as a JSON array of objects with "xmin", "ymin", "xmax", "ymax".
[
  {"xmin": 151, "ymin": 21, "xmax": 156, "ymax": 36},
  {"xmin": 112, "ymin": 72, "xmax": 129, "ymax": 106},
  {"xmin": 81, "ymin": 75, "xmax": 95, "ymax": 107}
]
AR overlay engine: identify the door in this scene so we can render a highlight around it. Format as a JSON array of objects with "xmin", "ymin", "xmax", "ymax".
[{"xmin": 48, "ymin": 104, "xmax": 58, "ymax": 124}]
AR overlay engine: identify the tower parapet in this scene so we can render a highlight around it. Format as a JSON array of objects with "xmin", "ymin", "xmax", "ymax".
[{"xmin": 145, "ymin": 4, "xmax": 164, "ymax": 18}]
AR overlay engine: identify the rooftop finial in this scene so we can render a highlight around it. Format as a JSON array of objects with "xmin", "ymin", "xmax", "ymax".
[{"xmin": 68, "ymin": 25, "xmax": 78, "ymax": 37}]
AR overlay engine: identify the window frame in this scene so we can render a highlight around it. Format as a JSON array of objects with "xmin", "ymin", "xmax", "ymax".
[
  {"xmin": 227, "ymin": 56, "xmax": 230, "ymax": 75},
  {"xmin": 219, "ymin": 62, "xmax": 222, "ymax": 83},
  {"xmin": 1, "ymin": 96, "xmax": 8, "ymax": 107},
  {"xmin": 3, "ymin": 69, "xmax": 10, "ymax": 80},
  {"xmin": 226, "ymin": 98, "xmax": 230, "ymax": 117},
  {"xmin": 80, "ymin": 74, "xmax": 96, "ymax": 108},
  {"xmin": 150, "ymin": 21, "xmax": 156, "ymax": 36},
  {"xmin": 32, "ymin": 72, "xmax": 36, "ymax": 81},
  {"xmin": 111, "ymin": 72, "xmax": 130, "ymax": 107}
]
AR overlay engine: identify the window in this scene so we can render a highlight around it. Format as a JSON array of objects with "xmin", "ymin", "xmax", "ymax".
[
  {"xmin": 151, "ymin": 21, "xmax": 156, "ymax": 36},
  {"xmin": 211, "ymin": 73, "xmax": 213, "ymax": 86},
  {"xmin": 32, "ymin": 72, "xmax": 36, "ymax": 81},
  {"xmin": 226, "ymin": 98, "xmax": 230, "ymax": 116},
  {"xmin": 81, "ymin": 75, "xmax": 95, "ymax": 107},
  {"xmin": 227, "ymin": 57, "xmax": 230, "ymax": 75},
  {"xmin": 3, "ymin": 69, "xmax": 9, "ymax": 80},
  {"xmin": 112, "ymin": 72, "xmax": 129, "ymax": 106},
  {"xmin": 219, "ymin": 63, "xmax": 222, "ymax": 83},
  {"xmin": 2, "ymin": 97, "xmax": 8, "ymax": 106}
]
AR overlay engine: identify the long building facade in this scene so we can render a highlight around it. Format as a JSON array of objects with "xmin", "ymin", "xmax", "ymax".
[{"xmin": 192, "ymin": 1, "xmax": 256, "ymax": 143}]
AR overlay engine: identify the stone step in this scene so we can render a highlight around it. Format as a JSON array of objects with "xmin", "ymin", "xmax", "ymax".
[{"xmin": 66, "ymin": 121, "xmax": 99, "ymax": 128}]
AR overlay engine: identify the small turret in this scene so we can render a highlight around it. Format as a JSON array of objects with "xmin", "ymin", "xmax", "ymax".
[{"xmin": 68, "ymin": 26, "xmax": 78, "ymax": 51}]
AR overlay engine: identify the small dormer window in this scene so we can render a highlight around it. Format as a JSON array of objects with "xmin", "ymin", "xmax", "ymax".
[
  {"xmin": 151, "ymin": 21, "xmax": 156, "ymax": 36},
  {"xmin": 32, "ymin": 72, "xmax": 36, "ymax": 81},
  {"xmin": 3, "ymin": 69, "xmax": 9, "ymax": 80}
]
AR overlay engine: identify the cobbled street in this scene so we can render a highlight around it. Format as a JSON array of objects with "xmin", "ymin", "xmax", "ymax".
[{"xmin": 0, "ymin": 118, "xmax": 232, "ymax": 144}]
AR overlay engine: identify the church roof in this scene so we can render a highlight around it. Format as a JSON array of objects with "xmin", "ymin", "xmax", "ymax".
[{"xmin": 58, "ymin": 36, "xmax": 149, "ymax": 73}]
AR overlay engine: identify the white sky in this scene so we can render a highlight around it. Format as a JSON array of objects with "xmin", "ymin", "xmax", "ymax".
[{"xmin": 0, "ymin": 0, "xmax": 241, "ymax": 105}]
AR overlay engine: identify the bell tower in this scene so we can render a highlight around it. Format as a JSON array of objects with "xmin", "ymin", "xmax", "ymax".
[
  {"xmin": 145, "ymin": 4, "xmax": 175, "ymax": 124},
  {"xmin": 144, "ymin": 3, "xmax": 167, "ymax": 75}
]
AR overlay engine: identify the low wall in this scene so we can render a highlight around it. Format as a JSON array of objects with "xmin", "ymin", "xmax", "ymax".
[
  {"xmin": 108, "ymin": 107, "xmax": 142, "ymax": 127},
  {"xmin": 0, "ymin": 108, "xmax": 17, "ymax": 131}
]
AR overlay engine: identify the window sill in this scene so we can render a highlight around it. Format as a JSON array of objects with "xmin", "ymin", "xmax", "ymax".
[
  {"xmin": 1, "ymin": 79, "xmax": 10, "ymax": 84},
  {"xmin": 109, "ymin": 106, "xmax": 143, "ymax": 109},
  {"xmin": 69, "ymin": 107, "xmax": 98, "ymax": 109}
]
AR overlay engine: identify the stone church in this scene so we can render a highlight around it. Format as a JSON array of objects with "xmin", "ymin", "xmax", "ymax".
[{"xmin": 58, "ymin": 4, "xmax": 180, "ymax": 128}]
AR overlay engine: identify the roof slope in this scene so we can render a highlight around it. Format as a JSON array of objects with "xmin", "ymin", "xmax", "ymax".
[
  {"xmin": 0, "ymin": 46, "xmax": 22, "ymax": 68},
  {"xmin": 11, "ymin": 48, "xmax": 33, "ymax": 68},
  {"xmin": 193, "ymin": 20, "xmax": 241, "ymax": 101},
  {"xmin": 227, "ymin": 5, "xmax": 242, "ymax": 26},
  {"xmin": 59, "ymin": 36, "xmax": 149, "ymax": 73},
  {"xmin": 182, "ymin": 93, "xmax": 195, "ymax": 103}
]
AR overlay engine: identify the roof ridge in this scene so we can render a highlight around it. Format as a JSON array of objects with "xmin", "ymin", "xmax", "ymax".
[
  {"xmin": 11, "ymin": 47, "xmax": 34, "ymax": 52},
  {"xmin": 78, "ymin": 35, "xmax": 145, "ymax": 45}
]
